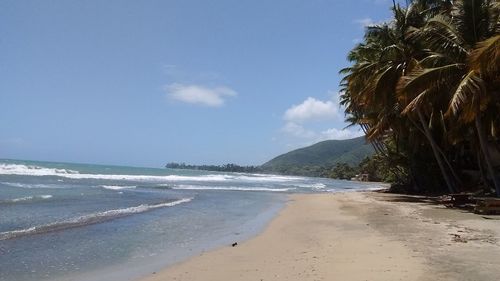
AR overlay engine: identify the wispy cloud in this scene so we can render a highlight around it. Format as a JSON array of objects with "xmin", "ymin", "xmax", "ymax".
[
  {"xmin": 320, "ymin": 127, "xmax": 363, "ymax": 140},
  {"xmin": 282, "ymin": 122, "xmax": 317, "ymax": 139},
  {"xmin": 165, "ymin": 83, "xmax": 237, "ymax": 107}
]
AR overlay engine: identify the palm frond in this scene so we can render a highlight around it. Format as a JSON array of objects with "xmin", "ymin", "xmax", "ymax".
[
  {"xmin": 445, "ymin": 70, "xmax": 488, "ymax": 123},
  {"xmin": 468, "ymin": 34, "xmax": 500, "ymax": 76},
  {"xmin": 374, "ymin": 65, "xmax": 399, "ymax": 96},
  {"xmin": 402, "ymin": 90, "xmax": 431, "ymax": 115},
  {"xmin": 398, "ymin": 63, "xmax": 465, "ymax": 97},
  {"xmin": 419, "ymin": 52, "xmax": 454, "ymax": 67},
  {"xmin": 409, "ymin": 14, "xmax": 469, "ymax": 57}
]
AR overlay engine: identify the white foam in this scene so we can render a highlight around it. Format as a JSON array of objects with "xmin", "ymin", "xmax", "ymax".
[
  {"xmin": 2, "ymin": 195, "xmax": 53, "ymax": 203},
  {"xmin": 246, "ymin": 173, "xmax": 306, "ymax": 181},
  {"xmin": 101, "ymin": 185, "xmax": 137, "ymax": 190},
  {"xmin": 362, "ymin": 186, "xmax": 389, "ymax": 191},
  {"xmin": 171, "ymin": 185, "xmax": 294, "ymax": 192},
  {"xmin": 1, "ymin": 182, "xmax": 63, "ymax": 189},
  {"xmin": 0, "ymin": 163, "xmax": 78, "ymax": 176},
  {"xmin": 296, "ymin": 183, "xmax": 326, "ymax": 189},
  {"xmin": 0, "ymin": 197, "xmax": 193, "ymax": 241},
  {"xmin": 233, "ymin": 175, "xmax": 295, "ymax": 182},
  {"xmin": 0, "ymin": 164, "xmax": 298, "ymax": 183}
]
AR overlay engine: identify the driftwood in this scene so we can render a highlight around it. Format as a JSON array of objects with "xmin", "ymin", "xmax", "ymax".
[
  {"xmin": 474, "ymin": 198, "xmax": 500, "ymax": 215},
  {"xmin": 449, "ymin": 193, "xmax": 474, "ymax": 207}
]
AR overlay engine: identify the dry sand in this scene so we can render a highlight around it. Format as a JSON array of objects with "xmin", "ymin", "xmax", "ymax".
[{"xmin": 140, "ymin": 192, "xmax": 500, "ymax": 281}]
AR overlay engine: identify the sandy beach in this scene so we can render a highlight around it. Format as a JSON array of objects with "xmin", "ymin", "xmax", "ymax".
[{"xmin": 140, "ymin": 191, "xmax": 500, "ymax": 281}]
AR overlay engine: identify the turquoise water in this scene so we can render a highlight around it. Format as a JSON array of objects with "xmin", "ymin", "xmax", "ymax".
[{"xmin": 0, "ymin": 159, "xmax": 385, "ymax": 281}]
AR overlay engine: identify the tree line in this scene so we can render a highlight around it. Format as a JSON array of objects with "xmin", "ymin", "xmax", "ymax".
[
  {"xmin": 166, "ymin": 156, "xmax": 392, "ymax": 182},
  {"xmin": 165, "ymin": 162, "xmax": 264, "ymax": 173}
]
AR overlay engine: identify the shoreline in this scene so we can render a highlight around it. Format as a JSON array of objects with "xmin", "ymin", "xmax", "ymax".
[
  {"xmin": 139, "ymin": 191, "xmax": 500, "ymax": 281},
  {"xmin": 48, "ymin": 192, "xmax": 288, "ymax": 281}
]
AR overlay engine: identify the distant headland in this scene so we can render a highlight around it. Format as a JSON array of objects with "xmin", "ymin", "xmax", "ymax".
[{"xmin": 166, "ymin": 136, "xmax": 386, "ymax": 181}]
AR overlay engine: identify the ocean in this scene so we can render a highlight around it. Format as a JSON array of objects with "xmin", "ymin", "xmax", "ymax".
[{"xmin": 0, "ymin": 159, "xmax": 385, "ymax": 281}]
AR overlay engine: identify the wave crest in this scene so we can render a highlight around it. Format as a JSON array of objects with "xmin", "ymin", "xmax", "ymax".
[
  {"xmin": 0, "ymin": 163, "xmax": 78, "ymax": 176},
  {"xmin": 0, "ymin": 197, "xmax": 193, "ymax": 241},
  {"xmin": 0, "ymin": 195, "xmax": 53, "ymax": 204},
  {"xmin": 170, "ymin": 185, "xmax": 294, "ymax": 192},
  {"xmin": 100, "ymin": 185, "xmax": 137, "ymax": 190},
  {"xmin": 0, "ymin": 164, "xmax": 298, "ymax": 183}
]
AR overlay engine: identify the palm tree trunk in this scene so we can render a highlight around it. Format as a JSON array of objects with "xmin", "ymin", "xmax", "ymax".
[
  {"xmin": 437, "ymin": 144, "xmax": 464, "ymax": 188},
  {"xmin": 475, "ymin": 116, "xmax": 500, "ymax": 197},
  {"xmin": 417, "ymin": 109, "xmax": 456, "ymax": 193},
  {"xmin": 361, "ymin": 124, "xmax": 385, "ymax": 155},
  {"xmin": 409, "ymin": 113, "xmax": 462, "ymax": 190},
  {"xmin": 361, "ymin": 125, "xmax": 380, "ymax": 154},
  {"xmin": 477, "ymin": 151, "xmax": 490, "ymax": 192}
]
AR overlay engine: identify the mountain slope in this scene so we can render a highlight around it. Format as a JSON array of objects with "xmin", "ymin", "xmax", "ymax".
[{"xmin": 262, "ymin": 136, "xmax": 374, "ymax": 172}]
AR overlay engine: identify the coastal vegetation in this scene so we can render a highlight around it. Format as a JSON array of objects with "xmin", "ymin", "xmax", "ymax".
[
  {"xmin": 166, "ymin": 137, "xmax": 377, "ymax": 179},
  {"xmin": 165, "ymin": 163, "xmax": 264, "ymax": 173},
  {"xmin": 261, "ymin": 136, "xmax": 373, "ymax": 173},
  {"xmin": 340, "ymin": 0, "xmax": 499, "ymax": 195},
  {"xmin": 166, "ymin": 158, "xmax": 386, "ymax": 181}
]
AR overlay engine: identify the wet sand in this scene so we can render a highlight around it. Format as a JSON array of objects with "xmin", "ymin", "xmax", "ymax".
[{"xmin": 140, "ymin": 192, "xmax": 500, "ymax": 281}]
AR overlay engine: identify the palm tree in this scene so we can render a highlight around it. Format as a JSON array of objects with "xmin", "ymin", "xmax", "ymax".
[
  {"xmin": 399, "ymin": 0, "xmax": 500, "ymax": 195},
  {"xmin": 341, "ymin": 0, "xmax": 462, "ymax": 192},
  {"xmin": 341, "ymin": 0, "xmax": 499, "ymax": 195}
]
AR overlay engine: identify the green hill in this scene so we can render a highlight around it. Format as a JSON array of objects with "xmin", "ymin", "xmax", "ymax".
[{"xmin": 262, "ymin": 136, "xmax": 374, "ymax": 175}]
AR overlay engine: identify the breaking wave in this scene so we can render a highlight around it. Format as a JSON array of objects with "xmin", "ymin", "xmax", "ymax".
[
  {"xmin": 0, "ymin": 163, "xmax": 78, "ymax": 176},
  {"xmin": 295, "ymin": 183, "xmax": 326, "ymax": 189},
  {"xmin": 170, "ymin": 185, "xmax": 295, "ymax": 192},
  {"xmin": 0, "ymin": 195, "xmax": 53, "ymax": 204},
  {"xmin": 0, "ymin": 197, "xmax": 193, "ymax": 241},
  {"xmin": 1, "ymin": 182, "xmax": 64, "ymax": 189},
  {"xmin": 100, "ymin": 185, "xmax": 137, "ymax": 190},
  {"xmin": 0, "ymin": 164, "xmax": 296, "ymax": 183}
]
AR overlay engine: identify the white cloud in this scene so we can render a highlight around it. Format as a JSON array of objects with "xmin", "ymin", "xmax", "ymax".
[
  {"xmin": 282, "ymin": 122, "xmax": 316, "ymax": 139},
  {"xmin": 284, "ymin": 97, "xmax": 339, "ymax": 123},
  {"xmin": 354, "ymin": 16, "xmax": 393, "ymax": 29},
  {"xmin": 282, "ymin": 122, "xmax": 362, "ymax": 142},
  {"xmin": 319, "ymin": 128, "xmax": 364, "ymax": 140},
  {"xmin": 279, "ymin": 94, "xmax": 363, "ymax": 146},
  {"xmin": 354, "ymin": 18, "xmax": 375, "ymax": 28},
  {"xmin": 165, "ymin": 83, "xmax": 237, "ymax": 107}
]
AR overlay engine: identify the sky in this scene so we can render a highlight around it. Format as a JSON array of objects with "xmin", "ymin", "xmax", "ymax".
[{"xmin": 0, "ymin": 0, "xmax": 393, "ymax": 167}]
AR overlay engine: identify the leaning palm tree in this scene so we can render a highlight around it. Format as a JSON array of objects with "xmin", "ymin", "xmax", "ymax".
[
  {"xmin": 399, "ymin": 0, "xmax": 500, "ymax": 195},
  {"xmin": 341, "ymin": 0, "xmax": 462, "ymax": 192}
]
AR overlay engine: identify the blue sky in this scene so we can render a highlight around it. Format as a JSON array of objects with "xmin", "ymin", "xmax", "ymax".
[{"xmin": 0, "ymin": 0, "xmax": 392, "ymax": 167}]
